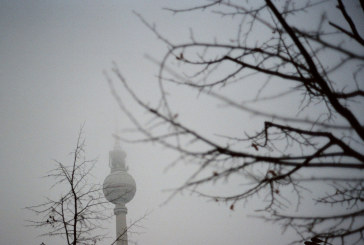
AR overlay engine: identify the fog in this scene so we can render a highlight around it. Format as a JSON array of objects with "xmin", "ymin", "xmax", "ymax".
[{"xmin": 0, "ymin": 1, "xmax": 362, "ymax": 245}]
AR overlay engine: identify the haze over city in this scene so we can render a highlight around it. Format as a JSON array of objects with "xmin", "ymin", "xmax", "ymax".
[{"xmin": 1, "ymin": 1, "xmax": 363, "ymax": 245}]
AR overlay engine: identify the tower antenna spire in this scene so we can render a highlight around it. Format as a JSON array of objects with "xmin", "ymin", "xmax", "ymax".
[
  {"xmin": 113, "ymin": 116, "xmax": 122, "ymax": 150},
  {"xmin": 112, "ymin": 133, "xmax": 122, "ymax": 150}
]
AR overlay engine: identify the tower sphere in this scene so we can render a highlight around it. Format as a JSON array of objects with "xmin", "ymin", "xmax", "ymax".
[
  {"xmin": 103, "ymin": 140, "xmax": 136, "ymax": 205},
  {"xmin": 103, "ymin": 171, "xmax": 136, "ymax": 204}
]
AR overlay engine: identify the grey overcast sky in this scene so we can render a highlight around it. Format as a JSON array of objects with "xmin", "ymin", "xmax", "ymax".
[{"xmin": 0, "ymin": 1, "xmax": 362, "ymax": 245}]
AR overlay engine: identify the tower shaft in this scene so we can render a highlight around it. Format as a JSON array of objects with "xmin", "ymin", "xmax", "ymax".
[{"xmin": 115, "ymin": 204, "xmax": 128, "ymax": 245}]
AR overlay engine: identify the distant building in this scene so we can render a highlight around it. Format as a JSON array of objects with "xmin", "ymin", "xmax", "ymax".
[{"xmin": 103, "ymin": 137, "xmax": 136, "ymax": 245}]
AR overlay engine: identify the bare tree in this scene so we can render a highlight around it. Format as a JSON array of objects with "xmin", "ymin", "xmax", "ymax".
[
  {"xmin": 106, "ymin": 0, "xmax": 364, "ymax": 244},
  {"xmin": 26, "ymin": 127, "xmax": 111, "ymax": 245}
]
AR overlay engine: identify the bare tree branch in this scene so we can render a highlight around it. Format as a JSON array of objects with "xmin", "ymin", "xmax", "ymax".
[{"xmin": 108, "ymin": 1, "xmax": 364, "ymax": 244}]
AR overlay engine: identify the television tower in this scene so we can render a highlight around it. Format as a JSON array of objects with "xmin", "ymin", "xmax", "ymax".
[{"xmin": 103, "ymin": 135, "xmax": 136, "ymax": 245}]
